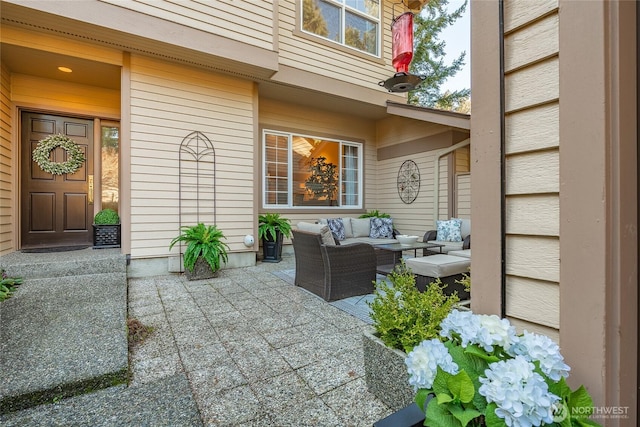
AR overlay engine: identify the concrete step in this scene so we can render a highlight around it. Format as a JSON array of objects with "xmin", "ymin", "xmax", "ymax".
[
  {"xmin": 0, "ymin": 248, "xmax": 126, "ymax": 280},
  {"xmin": 0, "ymin": 270, "xmax": 128, "ymax": 414}
]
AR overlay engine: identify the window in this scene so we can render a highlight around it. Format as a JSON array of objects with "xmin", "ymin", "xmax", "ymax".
[
  {"xmin": 100, "ymin": 124, "xmax": 119, "ymax": 213},
  {"xmin": 263, "ymin": 130, "xmax": 362, "ymax": 208},
  {"xmin": 302, "ymin": 0, "xmax": 380, "ymax": 56}
]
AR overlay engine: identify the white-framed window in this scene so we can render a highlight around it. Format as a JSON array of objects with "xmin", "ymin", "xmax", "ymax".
[
  {"xmin": 263, "ymin": 130, "xmax": 363, "ymax": 208},
  {"xmin": 301, "ymin": 0, "xmax": 380, "ymax": 56}
]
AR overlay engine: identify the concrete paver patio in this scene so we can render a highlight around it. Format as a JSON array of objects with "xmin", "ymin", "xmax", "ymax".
[{"xmin": 128, "ymin": 256, "xmax": 393, "ymax": 426}]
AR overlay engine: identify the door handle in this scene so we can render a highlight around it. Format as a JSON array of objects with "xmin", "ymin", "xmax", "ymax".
[{"xmin": 88, "ymin": 175, "xmax": 94, "ymax": 204}]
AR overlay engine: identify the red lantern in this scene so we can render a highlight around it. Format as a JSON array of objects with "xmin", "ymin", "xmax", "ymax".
[{"xmin": 392, "ymin": 12, "xmax": 414, "ymax": 73}]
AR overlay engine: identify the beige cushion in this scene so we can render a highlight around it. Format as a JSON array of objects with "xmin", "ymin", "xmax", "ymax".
[
  {"xmin": 406, "ymin": 255, "xmax": 470, "ymax": 278},
  {"xmin": 448, "ymin": 249, "xmax": 471, "ymax": 259},
  {"xmin": 342, "ymin": 218, "xmax": 354, "ymax": 238},
  {"xmin": 296, "ymin": 222, "xmax": 335, "ymax": 246},
  {"xmin": 341, "ymin": 237, "xmax": 396, "ymax": 246},
  {"xmin": 351, "ymin": 218, "xmax": 371, "ymax": 237}
]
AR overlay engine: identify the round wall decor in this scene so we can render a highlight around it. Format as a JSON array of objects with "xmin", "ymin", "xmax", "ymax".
[
  {"xmin": 397, "ymin": 160, "xmax": 420, "ymax": 204},
  {"xmin": 32, "ymin": 134, "xmax": 85, "ymax": 175}
]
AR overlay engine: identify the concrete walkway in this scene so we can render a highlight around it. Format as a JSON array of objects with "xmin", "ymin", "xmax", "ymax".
[{"xmin": 1, "ymin": 255, "xmax": 393, "ymax": 426}]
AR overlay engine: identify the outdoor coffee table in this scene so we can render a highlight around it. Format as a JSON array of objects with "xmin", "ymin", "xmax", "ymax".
[{"xmin": 373, "ymin": 241, "xmax": 444, "ymax": 275}]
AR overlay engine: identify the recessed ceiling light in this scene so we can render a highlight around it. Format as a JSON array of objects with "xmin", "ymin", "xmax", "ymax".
[{"xmin": 58, "ymin": 66, "xmax": 73, "ymax": 73}]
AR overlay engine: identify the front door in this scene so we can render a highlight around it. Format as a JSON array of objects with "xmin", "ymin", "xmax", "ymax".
[{"xmin": 20, "ymin": 112, "xmax": 94, "ymax": 249}]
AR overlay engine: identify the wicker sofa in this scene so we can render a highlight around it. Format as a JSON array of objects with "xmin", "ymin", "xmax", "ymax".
[{"xmin": 291, "ymin": 229, "xmax": 376, "ymax": 302}]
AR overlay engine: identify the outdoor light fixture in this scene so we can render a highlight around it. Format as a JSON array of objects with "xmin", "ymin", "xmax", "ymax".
[
  {"xmin": 378, "ymin": 10, "xmax": 425, "ymax": 93},
  {"xmin": 58, "ymin": 66, "xmax": 73, "ymax": 73}
]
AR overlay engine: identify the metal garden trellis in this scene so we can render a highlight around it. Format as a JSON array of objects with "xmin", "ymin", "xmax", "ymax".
[{"xmin": 177, "ymin": 131, "xmax": 217, "ymax": 271}]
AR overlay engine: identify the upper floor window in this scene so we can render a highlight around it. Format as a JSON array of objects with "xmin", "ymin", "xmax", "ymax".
[
  {"xmin": 263, "ymin": 130, "xmax": 362, "ymax": 208},
  {"xmin": 302, "ymin": 0, "xmax": 380, "ymax": 56}
]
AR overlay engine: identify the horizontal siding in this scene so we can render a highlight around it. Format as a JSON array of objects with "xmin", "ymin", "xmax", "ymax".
[
  {"xmin": 506, "ymin": 276, "xmax": 559, "ymax": 329},
  {"xmin": 129, "ymin": 54, "xmax": 255, "ymax": 259},
  {"xmin": 505, "ymin": 57, "xmax": 559, "ymax": 112},
  {"xmin": 99, "ymin": 0, "xmax": 274, "ymax": 50},
  {"xmin": 506, "ymin": 195, "xmax": 559, "ymax": 236},
  {"xmin": 258, "ymin": 97, "xmax": 377, "ymax": 210},
  {"xmin": 503, "ymin": 4, "xmax": 561, "ymax": 344},
  {"xmin": 456, "ymin": 173, "xmax": 471, "ymax": 218},
  {"xmin": 505, "ymin": 149, "xmax": 558, "ymax": 195},
  {"xmin": 504, "ymin": 13, "xmax": 558, "ymax": 72},
  {"xmin": 503, "ymin": 0, "xmax": 558, "ymax": 33},
  {"xmin": 376, "ymin": 151, "xmax": 445, "ymax": 236},
  {"xmin": 277, "ymin": 0, "xmax": 396, "ymax": 92},
  {"xmin": 506, "ymin": 235, "xmax": 559, "ymax": 282},
  {"xmin": 508, "ymin": 317, "xmax": 559, "ymax": 344},
  {"xmin": 0, "ymin": 62, "xmax": 14, "ymax": 255},
  {"xmin": 505, "ymin": 102, "xmax": 559, "ymax": 154},
  {"xmin": 11, "ymin": 74, "xmax": 120, "ymax": 118}
]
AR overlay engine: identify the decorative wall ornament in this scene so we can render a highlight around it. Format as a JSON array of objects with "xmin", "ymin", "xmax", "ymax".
[
  {"xmin": 32, "ymin": 134, "xmax": 85, "ymax": 175},
  {"xmin": 397, "ymin": 159, "xmax": 420, "ymax": 204}
]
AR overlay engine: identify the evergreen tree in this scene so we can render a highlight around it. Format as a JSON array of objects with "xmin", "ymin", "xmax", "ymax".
[{"xmin": 408, "ymin": 0, "xmax": 470, "ymax": 110}]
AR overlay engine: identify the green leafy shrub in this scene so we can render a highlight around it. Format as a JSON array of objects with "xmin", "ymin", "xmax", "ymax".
[
  {"xmin": 359, "ymin": 210, "xmax": 390, "ymax": 218},
  {"xmin": 1, "ymin": 269, "xmax": 23, "ymax": 302},
  {"xmin": 367, "ymin": 262, "xmax": 459, "ymax": 353},
  {"xmin": 258, "ymin": 213, "xmax": 292, "ymax": 241},
  {"xmin": 94, "ymin": 208, "xmax": 120, "ymax": 225},
  {"xmin": 169, "ymin": 223, "xmax": 229, "ymax": 272}
]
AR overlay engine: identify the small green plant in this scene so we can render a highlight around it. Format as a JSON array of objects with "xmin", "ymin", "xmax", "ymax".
[
  {"xmin": 359, "ymin": 210, "xmax": 391, "ymax": 219},
  {"xmin": 169, "ymin": 223, "xmax": 229, "ymax": 273},
  {"xmin": 368, "ymin": 262, "xmax": 459, "ymax": 353},
  {"xmin": 0, "ymin": 269, "xmax": 23, "ymax": 302},
  {"xmin": 94, "ymin": 208, "xmax": 120, "ymax": 225},
  {"xmin": 258, "ymin": 213, "xmax": 292, "ymax": 241}
]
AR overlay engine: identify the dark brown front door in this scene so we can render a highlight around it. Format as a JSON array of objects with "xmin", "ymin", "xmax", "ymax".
[{"xmin": 20, "ymin": 112, "xmax": 94, "ymax": 249}]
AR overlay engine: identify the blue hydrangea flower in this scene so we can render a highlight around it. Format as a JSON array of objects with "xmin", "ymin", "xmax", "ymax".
[
  {"xmin": 405, "ymin": 339, "xmax": 459, "ymax": 390},
  {"xmin": 439, "ymin": 309, "xmax": 481, "ymax": 347},
  {"xmin": 508, "ymin": 331, "xmax": 570, "ymax": 381},
  {"xmin": 479, "ymin": 355, "xmax": 560, "ymax": 427},
  {"xmin": 440, "ymin": 310, "xmax": 518, "ymax": 352}
]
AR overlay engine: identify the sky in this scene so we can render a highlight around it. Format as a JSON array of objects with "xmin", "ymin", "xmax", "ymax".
[{"xmin": 438, "ymin": 0, "xmax": 470, "ymax": 94}]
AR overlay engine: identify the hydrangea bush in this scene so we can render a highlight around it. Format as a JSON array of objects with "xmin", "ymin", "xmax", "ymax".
[{"xmin": 405, "ymin": 310, "xmax": 601, "ymax": 427}]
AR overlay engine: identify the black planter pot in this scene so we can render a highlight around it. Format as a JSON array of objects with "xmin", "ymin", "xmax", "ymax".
[
  {"xmin": 373, "ymin": 403, "xmax": 426, "ymax": 427},
  {"xmin": 261, "ymin": 231, "xmax": 283, "ymax": 263},
  {"xmin": 92, "ymin": 224, "xmax": 121, "ymax": 249}
]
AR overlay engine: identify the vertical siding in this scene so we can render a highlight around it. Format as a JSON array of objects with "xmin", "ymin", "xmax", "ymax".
[
  {"xmin": 99, "ymin": 0, "xmax": 275, "ymax": 50},
  {"xmin": 503, "ymin": 0, "xmax": 559, "ymax": 334},
  {"xmin": 0, "ymin": 63, "xmax": 14, "ymax": 254},
  {"xmin": 129, "ymin": 55, "xmax": 255, "ymax": 258}
]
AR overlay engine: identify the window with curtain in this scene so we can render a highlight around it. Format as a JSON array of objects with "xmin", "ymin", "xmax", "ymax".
[
  {"xmin": 263, "ymin": 130, "xmax": 362, "ymax": 208},
  {"xmin": 301, "ymin": 0, "xmax": 380, "ymax": 56}
]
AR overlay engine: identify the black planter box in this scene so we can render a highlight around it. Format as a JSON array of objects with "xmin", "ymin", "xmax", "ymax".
[
  {"xmin": 262, "ymin": 233, "xmax": 284, "ymax": 263},
  {"xmin": 93, "ymin": 224, "xmax": 121, "ymax": 248}
]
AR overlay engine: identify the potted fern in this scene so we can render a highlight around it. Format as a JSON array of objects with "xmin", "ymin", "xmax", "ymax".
[
  {"xmin": 93, "ymin": 208, "xmax": 121, "ymax": 248},
  {"xmin": 169, "ymin": 223, "xmax": 229, "ymax": 280},
  {"xmin": 258, "ymin": 213, "xmax": 292, "ymax": 263}
]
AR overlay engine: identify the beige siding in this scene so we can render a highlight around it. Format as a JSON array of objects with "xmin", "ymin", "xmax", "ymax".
[
  {"xmin": 376, "ymin": 151, "xmax": 443, "ymax": 236},
  {"xmin": 506, "ymin": 276, "xmax": 559, "ymax": 329},
  {"xmin": 503, "ymin": 1, "xmax": 560, "ymax": 334},
  {"xmin": 11, "ymin": 75, "xmax": 120, "ymax": 118},
  {"xmin": 99, "ymin": 0, "xmax": 275, "ymax": 50},
  {"xmin": 505, "ymin": 102, "xmax": 559, "ymax": 154},
  {"xmin": 258, "ymin": 97, "xmax": 377, "ymax": 227},
  {"xmin": 129, "ymin": 55, "xmax": 255, "ymax": 258},
  {"xmin": 277, "ymin": 0, "xmax": 397, "ymax": 91},
  {"xmin": 0, "ymin": 63, "xmax": 15, "ymax": 254},
  {"xmin": 455, "ymin": 173, "xmax": 471, "ymax": 218}
]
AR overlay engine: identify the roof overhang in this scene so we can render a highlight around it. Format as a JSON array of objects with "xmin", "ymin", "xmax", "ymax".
[{"xmin": 386, "ymin": 101, "xmax": 470, "ymax": 130}]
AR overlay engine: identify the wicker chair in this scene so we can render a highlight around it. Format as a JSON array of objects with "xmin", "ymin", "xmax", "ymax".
[{"xmin": 291, "ymin": 229, "xmax": 377, "ymax": 302}]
